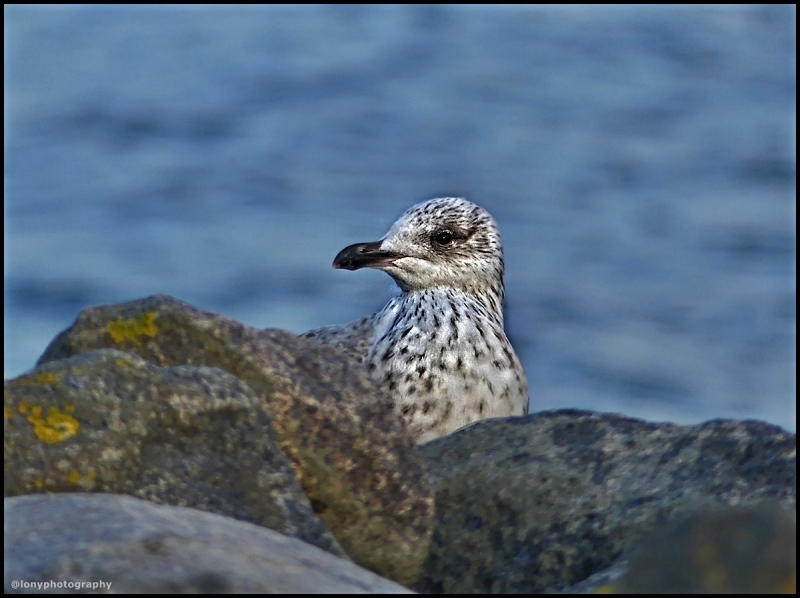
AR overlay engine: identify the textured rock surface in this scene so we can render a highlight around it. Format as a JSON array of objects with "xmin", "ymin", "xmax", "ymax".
[
  {"xmin": 33, "ymin": 295, "xmax": 434, "ymax": 586},
  {"xmin": 4, "ymin": 493, "xmax": 413, "ymax": 594},
  {"xmin": 569, "ymin": 502, "xmax": 796, "ymax": 594},
  {"xmin": 618, "ymin": 501, "xmax": 796, "ymax": 593},
  {"xmin": 4, "ymin": 349, "xmax": 343, "ymax": 557},
  {"xmin": 417, "ymin": 410, "xmax": 796, "ymax": 593}
]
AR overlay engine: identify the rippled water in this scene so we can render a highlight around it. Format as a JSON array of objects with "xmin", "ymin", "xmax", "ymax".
[{"xmin": 5, "ymin": 5, "xmax": 796, "ymax": 428}]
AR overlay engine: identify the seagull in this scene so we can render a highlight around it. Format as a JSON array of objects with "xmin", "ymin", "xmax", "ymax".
[{"xmin": 303, "ymin": 197, "xmax": 529, "ymax": 443}]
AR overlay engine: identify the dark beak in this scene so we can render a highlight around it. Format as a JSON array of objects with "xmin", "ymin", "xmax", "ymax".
[{"xmin": 333, "ymin": 241, "xmax": 399, "ymax": 271}]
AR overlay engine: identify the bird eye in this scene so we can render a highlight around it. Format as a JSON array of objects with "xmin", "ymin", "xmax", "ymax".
[{"xmin": 433, "ymin": 230, "xmax": 454, "ymax": 246}]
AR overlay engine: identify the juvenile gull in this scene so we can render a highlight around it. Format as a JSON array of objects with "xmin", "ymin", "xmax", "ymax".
[{"xmin": 303, "ymin": 197, "xmax": 529, "ymax": 443}]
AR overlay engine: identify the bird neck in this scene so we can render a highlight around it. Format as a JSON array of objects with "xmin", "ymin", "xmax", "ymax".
[
  {"xmin": 460, "ymin": 280, "xmax": 504, "ymax": 321},
  {"xmin": 389, "ymin": 286, "xmax": 505, "ymax": 328}
]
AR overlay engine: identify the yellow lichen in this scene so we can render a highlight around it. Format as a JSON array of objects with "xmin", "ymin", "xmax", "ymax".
[
  {"xmin": 107, "ymin": 311, "xmax": 159, "ymax": 344},
  {"xmin": 4, "ymin": 407, "xmax": 12, "ymax": 420},
  {"xmin": 64, "ymin": 404, "xmax": 76, "ymax": 412},
  {"xmin": 777, "ymin": 573, "xmax": 795, "ymax": 594},
  {"xmin": 34, "ymin": 372, "xmax": 59, "ymax": 385},
  {"xmin": 114, "ymin": 356, "xmax": 138, "ymax": 369},
  {"xmin": 34, "ymin": 477, "xmax": 44, "ymax": 490},
  {"xmin": 694, "ymin": 541, "xmax": 728, "ymax": 589},
  {"xmin": 65, "ymin": 469, "xmax": 97, "ymax": 489},
  {"xmin": 27, "ymin": 406, "xmax": 80, "ymax": 445},
  {"xmin": 18, "ymin": 402, "xmax": 30, "ymax": 414}
]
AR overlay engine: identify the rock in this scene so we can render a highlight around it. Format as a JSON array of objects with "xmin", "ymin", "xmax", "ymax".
[
  {"xmin": 417, "ymin": 410, "xmax": 796, "ymax": 593},
  {"xmin": 5, "ymin": 349, "xmax": 343, "ymax": 557},
  {"xmin": 562, "ymin": 556, "xmax": 629, "ymax": 594},
  {"xmin": 31, "ymin": 295, "xmax": 434, "ymax": 586},
  {"xmin": 4, "ymin": 493, "xmax": 413, "ymax": 594},
  {"xmin": 569, "ymin": 502, "xmax": 796, "ymax": 594},
  {"xmin": 618, "ymin": 501, "xmax": 796, "ymax": 593}
]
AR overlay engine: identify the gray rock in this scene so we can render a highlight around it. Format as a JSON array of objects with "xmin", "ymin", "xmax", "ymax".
[
  {"xmin": 618, "ymin": 501, "xmax": 796, "ymax": 594},
  {"xmin": 417, "ymin": 410, "xmax": 796, "ymax": 593},
  {"xmin": 561, "ymin": 556, "xmax": 629, "ymax": 594},
  {"xmin": 568, "ymin": 502, "xmax": 796, "ymax": 593},
  {"xmin": 4, "ymin": 493, "xmax": 413, "ymax": 594},
  {"xmin": 33, "ymin": 295, "xmax": 434, "ymax": 586},
  {"xmin": 5, "ymin": 349, "xmax": 343, "ymax": 557}
]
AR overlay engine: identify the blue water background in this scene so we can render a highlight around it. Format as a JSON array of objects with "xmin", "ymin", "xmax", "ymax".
[{"xmin": 5, "ymin": 6, "xmax": 796, "ymax": 429}]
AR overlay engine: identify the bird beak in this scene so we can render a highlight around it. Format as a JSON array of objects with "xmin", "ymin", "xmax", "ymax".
[{"xmin": 333, "ymin": 241, "xmax": 400, "ymax": 271}]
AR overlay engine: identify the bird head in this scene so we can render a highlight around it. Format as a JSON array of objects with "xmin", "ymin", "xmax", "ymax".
[{"xmin": 333, "ymin": 197, "xmax": 505, "ymax": 313}]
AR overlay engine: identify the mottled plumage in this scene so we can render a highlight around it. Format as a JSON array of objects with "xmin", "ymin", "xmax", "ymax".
[{"xmin": 303, "ymin": 197, "xmax": 529, "ymax": 443}]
